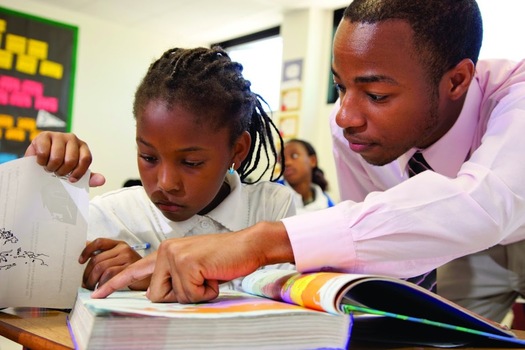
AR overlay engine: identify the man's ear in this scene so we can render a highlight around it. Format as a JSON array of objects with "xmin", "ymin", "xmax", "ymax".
[
  {"xmin": 443, "ymin": 58, "xmax": 475, "ymax": 101},
  {"xmin": 232, "ymin": 131, "xmax": 251, "ymax": 170}
]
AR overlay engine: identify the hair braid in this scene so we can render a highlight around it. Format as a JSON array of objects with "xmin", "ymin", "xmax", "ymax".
[
  {"xmin": 239, "ymin": 96, "xmax": 284, "ymax": 183},
  {"xmin": 133, "ymin": 46, "xmax": 283, "ymax": 183}
]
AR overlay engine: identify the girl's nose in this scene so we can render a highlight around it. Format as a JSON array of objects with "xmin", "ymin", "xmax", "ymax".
[{"xmin": 157, "ymin": 164, "xmax": 181, "ymax": 193}]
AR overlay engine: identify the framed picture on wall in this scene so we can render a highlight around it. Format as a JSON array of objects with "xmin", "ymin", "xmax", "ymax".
[
  {"xmin": 0, "ymin": 7, "xmax": 78, "ymax": 163},
  {"xmin": 278, "ymin": 113, "xmax": 299, "ymax": 139},
  {"xmin": 280, "ymin": 88, "xmax": 301, "ymax": 112}
]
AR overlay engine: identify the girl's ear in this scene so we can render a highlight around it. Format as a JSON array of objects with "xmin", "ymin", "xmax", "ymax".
[
  {"xmin": 232, "ymin": 131, "xmax": 251, "ymax": 169},
  {"xmin": 309, "ymin": 154, "xmax": 318, "ymax": 169}
]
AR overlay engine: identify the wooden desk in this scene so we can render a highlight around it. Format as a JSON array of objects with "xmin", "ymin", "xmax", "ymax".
[
  {"xmin": 0, "ymin": 308, "xmax": 73, "ymax": 350},
  {"xmin": 1, "ymin": 307, "xmax": 525, "ymax": 350}
]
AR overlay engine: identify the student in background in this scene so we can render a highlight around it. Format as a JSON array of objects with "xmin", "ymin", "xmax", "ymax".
[
  {"xmin": 279, "ymin": 138, "xmax": 334, "ymax": 213},
  {"xmin": 26, "ymin": 46, "xmax": 296, "ymax": 291}
]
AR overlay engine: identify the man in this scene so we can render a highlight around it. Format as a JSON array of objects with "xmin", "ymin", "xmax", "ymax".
[{"xmin": 32, "ymin": 0, "xmax": 525, "ymax": 323}]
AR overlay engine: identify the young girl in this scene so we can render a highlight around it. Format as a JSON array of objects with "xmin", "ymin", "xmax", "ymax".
[
  {"xmin": 26, "ymin": 46, "xmax": 296, "ymax": 291},
  {"xmin": 279, "ymin": 138, "xmax": 334, "ymax": 213}
]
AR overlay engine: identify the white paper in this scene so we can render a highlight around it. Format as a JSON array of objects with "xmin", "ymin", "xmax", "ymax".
[{"xmin": 0, "ymin": 156, "xmax": 89, "ymax": 308}]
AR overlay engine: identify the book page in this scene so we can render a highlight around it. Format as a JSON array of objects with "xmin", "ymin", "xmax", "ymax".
[
  {"xmin": 0, "ymin": 156, "xmax": 89, "ymax": 308},
  {"xmin": 242, "ymin": 270, "xmax": 525, "ymax": 346},
  {"xmin": 242, "ymin": 269, "xmax": 368, "ymax": 314},
  {"xmin": 76, "ymin": 288, "xmax": 323, "ymax": 318}
]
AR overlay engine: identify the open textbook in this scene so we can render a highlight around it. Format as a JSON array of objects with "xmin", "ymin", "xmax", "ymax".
[
  {"xmin": 68, "ymin": 269, "xmax": 525, "ymax": 350},
  {"xmin": 241, "ymin": 269, "xmax": 525, "ymax": 347},
  {"xmin": 0, "ymin": 156, "xmax": 89, "ymax": 308}
]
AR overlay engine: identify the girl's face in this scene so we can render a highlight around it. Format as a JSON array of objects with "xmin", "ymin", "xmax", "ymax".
[
  {"xmin": 282, "ymin": 141, "xmax": 315, "ymax": 187},
  {"xmin": 136, "ymin": 100, "xmax": 249, "ymax": 222}
]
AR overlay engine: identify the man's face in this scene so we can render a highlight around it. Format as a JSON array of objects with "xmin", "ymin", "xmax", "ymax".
[{"xmin": 332, "ymin": 19, "xmax": 450, "ymax": 166}]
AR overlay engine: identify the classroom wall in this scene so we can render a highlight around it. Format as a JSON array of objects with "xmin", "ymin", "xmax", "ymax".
[
  {"xmin": 0, "ymin": 0, "xmax": 205, "ymax": 198},
  {"xmin": 279, "ymin": 8, "xmax": 340, "ymax": 201},
  {"xmin": 0, "ymin": 0, "xmax": 342, "ymax": 200},
  {"xmin": 1, "ymin": 0, "xmax": 523, "ymax": 203}
]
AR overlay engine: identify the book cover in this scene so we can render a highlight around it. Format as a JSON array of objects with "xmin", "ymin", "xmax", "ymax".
[{"xmin": 241, "ymin": 269, "xmax": 525, "ymax": 347}]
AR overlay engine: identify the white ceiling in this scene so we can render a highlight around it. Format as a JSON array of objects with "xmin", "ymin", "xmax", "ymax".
[{"xmin": 33, "ymin": 0, "xmax": 350, "ymax": 44}]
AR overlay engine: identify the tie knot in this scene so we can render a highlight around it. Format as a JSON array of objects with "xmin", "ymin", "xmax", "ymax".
[{"xmin": 408, "ymin": 152, "xmax": 432, "ymax": 177}]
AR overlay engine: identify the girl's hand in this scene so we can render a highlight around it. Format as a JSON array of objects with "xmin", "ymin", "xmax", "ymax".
[
  {"xmin": 79, "ymin": 238, "xmax": 146, "ymax": 290},
  {"xmin": 25, "ymin": 131, "xmax": 105, "ymax": 187}
]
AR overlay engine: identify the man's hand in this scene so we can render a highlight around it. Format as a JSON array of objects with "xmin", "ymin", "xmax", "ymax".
[
  {"xmin": 91, "ymin": 222, "xmax": 294, "ymax": 304},
  {"xmin": 25, "ymin": 131, "xmax": 105, "ymax": 187},
  {"xmin": 91, "ymin": 252, "xmax": 157, "ymax": 297}
]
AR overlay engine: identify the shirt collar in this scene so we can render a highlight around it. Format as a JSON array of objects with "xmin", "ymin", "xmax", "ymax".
[
  {"xmin": 162, "ymin": 172, "xmax": 247, "ymax": 234},
  {"xmin": 398, "ymin": 79, "xmax": 482, "ymax": 178},
  {"xmin": 202, "ymin": 172, "xmax": 248, "ymax": 232}
]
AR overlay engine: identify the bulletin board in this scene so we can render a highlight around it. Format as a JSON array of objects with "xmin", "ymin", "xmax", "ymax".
[{"xmin": 0, "ymin": 7, "xmax": 78, "ymax": 163}]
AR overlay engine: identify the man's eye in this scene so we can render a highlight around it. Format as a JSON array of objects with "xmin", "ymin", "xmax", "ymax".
[
  {"xmin": 334, "ymin": 83, "xmax": 345, "ymax": 93},
  {"xmin": 368, "ymin": 94, "xmax": 388, "ymax": 102}
]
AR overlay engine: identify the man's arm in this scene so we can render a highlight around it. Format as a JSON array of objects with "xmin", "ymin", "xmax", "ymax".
[{"xmin": 92, "ymin": 221, "xmax": 294, "ymax": 303}]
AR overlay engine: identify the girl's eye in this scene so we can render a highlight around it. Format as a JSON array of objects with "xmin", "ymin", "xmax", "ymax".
[
  {"xmin": 182, "ymin": 160, "xmax": 203, "ymax": 167},
  {"xmin": 291, "ymin": 153, "xmax": 299, "ymax": 159},
  {"xmin": 139, "ymin": 154, "xmax": 157, "ymax": 163}
]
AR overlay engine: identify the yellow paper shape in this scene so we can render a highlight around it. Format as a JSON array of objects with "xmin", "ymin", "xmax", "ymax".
[
  {"xmin": 5, "ymin": 128, "xmax": 26, "ymax": 142},
  {"xmin": 40, "ymin": 60, "xmax": 63, "ymax": 79},
  {"xmin": 0, "ymin": 19, "xmax": 6, "ymax": 32},
  {"xmin": 0, "ymin": 50, "xmax": 13, "ymax": 70},
  {"xmin": 6, "ymin": 34, "xmax": 26, "ymax": 54},
  {"xmin": 0, "ymin": 114, "xmax": 14, "ymax": 128},
  {"xmin": 28, "ymin": 39, "xmax": 48, "ymax": 60},
  {"xmin": 17, "ymin": 117, "xmax": 37, "ymax": 131},
  {"xmin": 16, "ymin": 54, "xmax": 38, "ymax": 75}
]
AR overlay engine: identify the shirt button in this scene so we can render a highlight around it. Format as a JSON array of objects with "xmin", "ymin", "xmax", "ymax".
[{"xmin": 200, "ymin": 221, "xmax": 210, "ymax": 228}]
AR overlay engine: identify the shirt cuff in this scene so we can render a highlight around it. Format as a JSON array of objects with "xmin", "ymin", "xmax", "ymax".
[{"xmin": 282, "ymin": 205, "xmax": 357, "ymax": 273}]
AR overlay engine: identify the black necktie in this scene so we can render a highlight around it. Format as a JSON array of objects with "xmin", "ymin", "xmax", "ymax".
[
  {"xmin": 404, "ymin": 151, "xmax": 437, "ymax": 293},
  {"xmin": 407, "ymin": 151, "xmax": 432, "ymax": 176}
]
